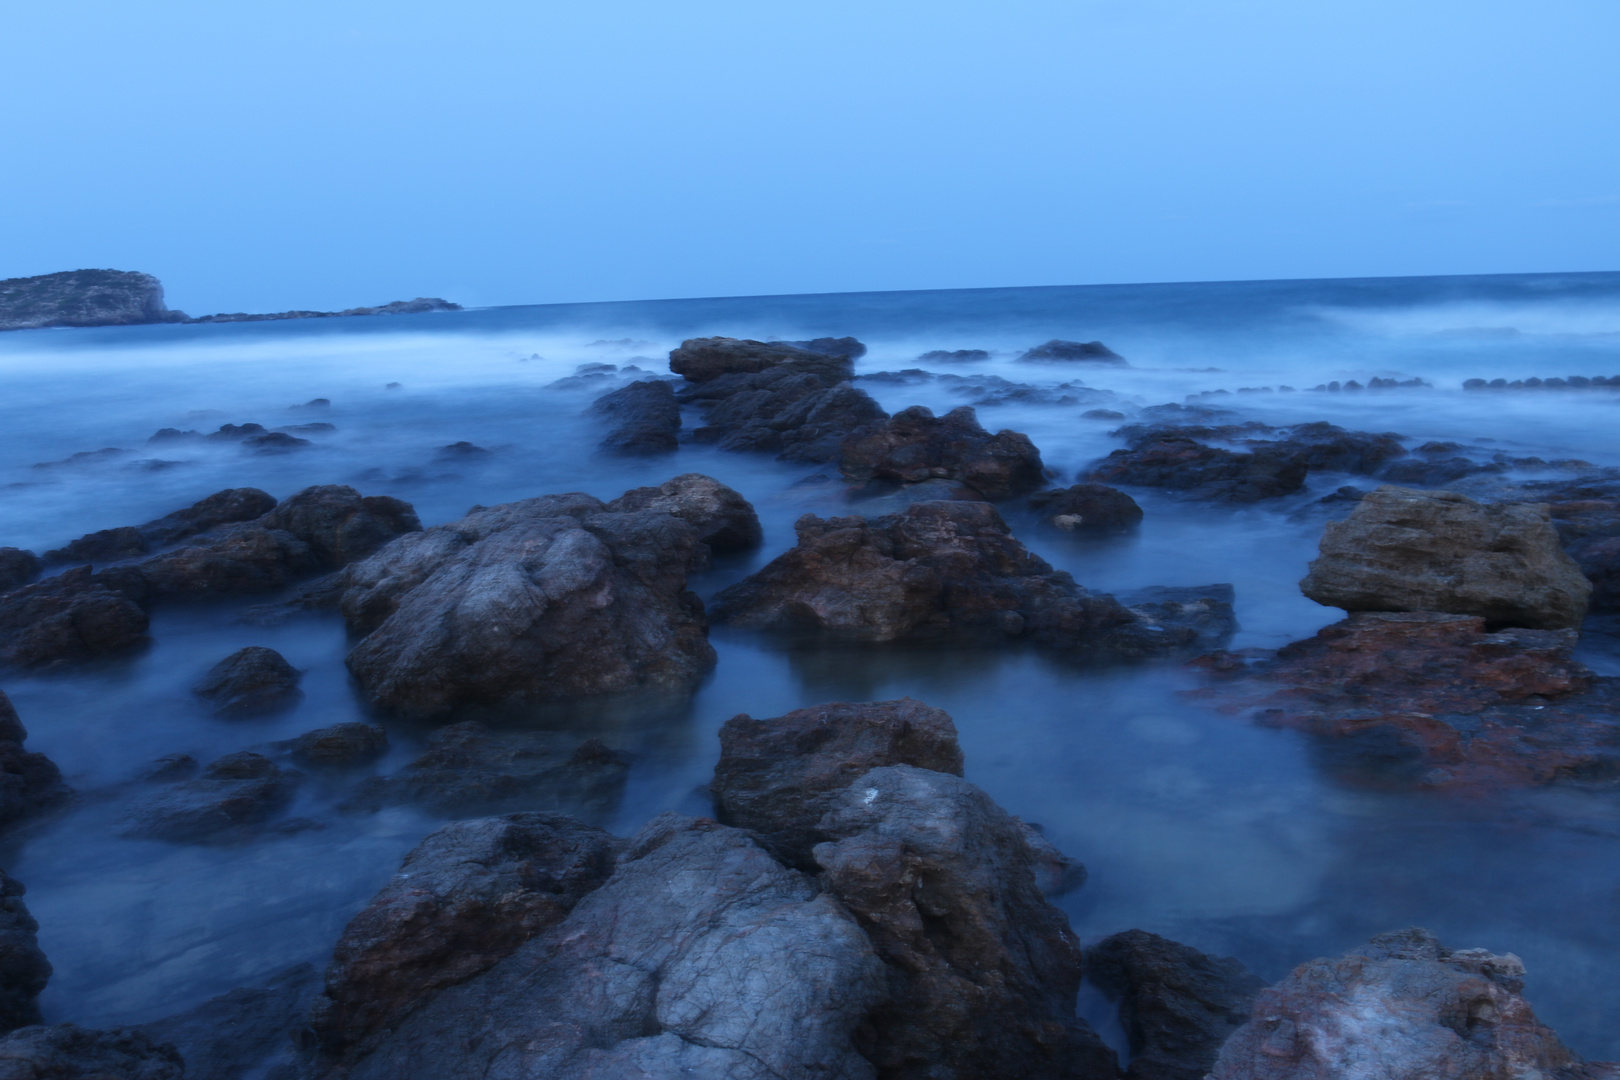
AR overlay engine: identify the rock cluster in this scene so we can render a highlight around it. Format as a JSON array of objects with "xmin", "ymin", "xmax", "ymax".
[
  {"xmin": 839, "ymin": 405, "xmax": 1047, "ymax": 501},
  {"xmin": 588, "ymin": 378, "xmax": 680, "ymax": 455}
]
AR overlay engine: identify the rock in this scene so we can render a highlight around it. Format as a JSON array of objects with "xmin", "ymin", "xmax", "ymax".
[
  {"xmin": 191, "ymin": 647, "xmax": 303, "ymax": 718},
  {"xmin": 1030, "ymin": 483, "xmax": 1144, "ymax": 533},
  {"xmin": 1193, "ymin": 610, "xmax": 1620, "ymax": 790},
  {"xmin": 43, "ymin": 527, "xmax": 146, "ymax": 566},
  {"xmin": 813, "ymin": 765, "xmax": 1119, "ymax": 1079},
  {"xmin": 1084, "ymin": 408, "xmax": 1126, "ymax": 420},
  {"xmin": 711, "ymin": 698, "xmax": 965, "ymax": 866},
  {"xmin": 340, "ymin": 476, "xmax": 757, "ymax": 717},
  {"xmin": 919, "ymin": 348, "xmax": 990, "ymax": 363},
  {"xmin": 309, "ymin": 813, "xmax": 621, "ymax": 1061},
  {"xmin": 1115, "ymin": 584, "xmax": 1240, "ymax": 653},
  {"xmin": 339, "ymin": 814, "xmax": 886, "ymax": 1080},
  {"xmin": 0, "ymin": 694, "xmax": 71, "ymax": 832},
  {"xmin": 138, "ymin": 755, "xmax": 197, "ymax": 783},
  {"xmin": 1544, "ymin": 494, "xmax": 1620, "ymax": 612},
  {"xmin": 121, "ymin": 752, "xmax": 300, "ymax": 843},
  {"xmin": 205, "ymin": 423, "xmax": 268, "ymax": 442},
  {"xmin": 1018, "ymin": 820, "xmax": 1088, "ymax": 897},
  {"xmin": 0, "ymin": 1024, "xmax": 183, "ymax": 1078},
  {"xmin": 0, "ymin": 554, "xmax": 37, "ymax": 595},
  {"xmin": 839, "ymin": 405, "xmax": 1047, "ymax": 501},
  {"xmin": 710, "ymin": 500, "xmax": 1221, "ymax": 660},
  {"xmin": 1088, "ymin": 930, "xmax": 1265, "ymax": 1080},
  {"xmin": 782, "ymin": 335, "xmax": 868, "ymax": 359},
  {"xmin": 138, "ymin": 963, "xmax": 320, "ymax": 1080},
  {"xmin": 1300, "ymin": 486, "xmax": 1592, "ymax": 630},
  {"xmin": 1019, "ymin": 339, "xmax": 1127, "ymax": 365},
  {"xmin": 0, "ymin": 870, "xmax": 50, "ymax": 1035},
  {"xmin": 242, "ymin": 431, "xmax": 310, "ymax": 453},
  {"xmin": 668, "ymin": 335, "xmax": 836, "ymax": 382},
  {"xmin": 589, "ymin": 379, "xmax": 680, "ymax": 456},
  {"xmin": 681, "ymin": 347, "xmax": 888, "ymax": 463},
  {"xmin": 0, "ymin": 269, "xmax": 186, "ymax": 332},
  {"xmin": 138, "ymin": 488, "xmax": 280, "ymax": 547},
  {"xmin": 1209, "ymin": 927, "xmax": 1615, "ymax": 1080},
  {"xmin": 1087, "ymin": 438, "xmax": 1308, "ymax": 502},
  {"xmin": 189, "ymin": 298, "xmax": 462, "ymax": 323},
  {"xmin": 0, "ymin": 566, "xmax": 150, "ymax": 670},
  {"xmin": 256, "ymin": 485, "xmax": 421, "ymax": 567},
  {"xmin": 290, "ymin": 722, "xmax": 387, "ymax": 767},
  {"xmin": 433, "ymin": 441, "xmax": 491, "ymax": 461},
  {"xmin": 341, "ymin": 722, "xmax": 628, "ymax": 818},
  {"xmin": 1261, "ymin": 421, "xmax": 1405, "ymax": 474}
]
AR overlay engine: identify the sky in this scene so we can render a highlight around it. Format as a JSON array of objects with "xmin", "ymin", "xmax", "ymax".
[{"xmin": 2, "ymin": 0, "xmax": 1617, "ymax": 315}]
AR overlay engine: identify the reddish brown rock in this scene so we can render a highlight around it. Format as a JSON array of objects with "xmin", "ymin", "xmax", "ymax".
[
  {"xmin": 668, "ymin": 335, "xmax": 838, "ymax": 382},
  {"xmin": 191, "ymin": 646, "xmax": 303, "ymax": 718},
  {"xmin": 0, "ymin": 566, "xmax": 149, "ymax": 670},
  {"xmin": 1030, "ymin": 483, "xmax": 1144, "ymax": 533},
  {"xmin": 839, "ymin": 404, "xmax": 1047, "ymax": 501}
]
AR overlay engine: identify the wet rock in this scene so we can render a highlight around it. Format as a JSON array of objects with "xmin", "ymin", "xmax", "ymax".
[
  {"xmin": 136, "ymin": 488, "xmax": 278, "ymax": 547},
  {"xmin": 711, "ymin": 500, "xmax": 1219, "ymax": 660},
  {"xmin": 1301, "ymin": 486, "xmax": 1591, "ymax": 630},
  {"xmin": 0, "ymin": 1024, "xmax": 183, "ymax": 1078},
  {"xmin": 0, "ymin": 553, "xmax": 37, "ymax": 594},
  {"xmin": 309, "ymin": 813, "xmax": 621, "ymax": 1061},
  {"xmin": 256, "ymin": 485, "xmax": 420, "ymax": 567},
  {"xmin": 839, "ymin": 405, "xmax": 1047, "ymax": 501},
  {"xmin": 1088, "ymin": 929, "xmax": 1265, "ymax": 1080},
  {"xmin": 814, "ymin": 765, "xmax": 1119, "ymax": 1079},
  {"xmin": 341, "ymin": 722, "xmax": 628, "ymax": 818},
  {"xmin": 290, "ymin": 722, "xmax": 388, "ymax": 767},
  {"xmin": 588, "ymin": 379, "xmax": 680, "ymax": 456},
  {"xmin": 919, "ymin": 348, "xmax": 990, "ymax": 363},
  {"xmin": 668, "ymin": 335, "xmax": 834, "ymax": 383},
  {"xmin": 138, "ymin": 755, "xmax": 197, "ymax": 783},
  {"xmin": 1542, "ymin": 493, "xmax": 1620, "ymax": 612},
  {"xmin": 139, "ymin": 963, "xmax": 320, "ymax": 1080},
  {"xmin": 1209, "ymin": 927, "xmax": 1615, "ymax": 1080},
  {"xmin": 340, "ymin": 476, "xmax": 756, "ymax": 716},
  {"xmin": 1379, "ymin": 454, "xmax": 1500, "ymax": 486},
  {"xmin": 340, "ymin": 814, "xmax": 886, "ymax": 1080},
  {"xmin": 432, "ymin": 441, "xmax": 491, "ymax": 461},
  {"xmin": 0, "ymin": 268, "xmax": 186, "ymax": 331},
  {"xmin": 278, "ymin": 423, "xmax": 336, "ymax": 436},
  {"xmin": 121, "ymin": 752, "xmax": 300, "ymax": 843},
  {"xmin": 191, "ymin": 298, "xmax": 460, "ymax": 323},
  {"xmin": 43, "ymin": 526, "xmax": 146, "ymax": 566},
  {"xmin": 1018, "ymin": 820, "xmax": 1088, "ymax": 897},
  {"xmin": 1030, "ymin": 483, "xmax": 1144, "ymax": 533},
  {"xmin": 191, "ymin": 647, "xmax": 303, "ymax": 718},
  {"xmin": 0, "ymin": 694, "xmax": 71, "ymax": 833},
  {"xmin": 1115, "ymin": 584, "xmax": 1239, "ymax": 653},
  {"xmin": 0, "ymin": 566, "xmax": 150, "ymax": 670},
  {"xmin": 31, "ymin": 448, "xmax": 131, "ymax": 471},
  {"xmin": 0, "ymin": 870, "xmax": 50, "ymax": 1035},
  {"xmin": 1084, "ymin": 408, "xmax": 1126, "ymax": 420},
  {"xmin": 242, "ymin": 431, "xmax": 312, "ymax": 453},
  {"xmin": 1087, "ymin": 438, "xmax": 1308, "ymax": 502},
  {"xmin": 146, "ymin": 428, "xmax": 201, "ymax": 445},
  {"xmin": 783, "ymin": 335, "xmax": 868, "ymax": 359},
  {"xmin": 1106, "ymin": 420, "xmax": 1406, "ymax": 481},
  {"xmin": 206, "ymin": 423, "xmax": 268, "ymax": 442},
  {"xmin": 1019, "ymin": 339, "xmax": 1127, "ymax": 365},
  {"xmin": 711, "ymin": 698, "xmax": 965, "ymax": 866}
]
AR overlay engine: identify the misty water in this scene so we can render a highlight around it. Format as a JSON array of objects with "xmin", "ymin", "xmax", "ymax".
[{"xmin": 4, "ymin": 271, "xmax": 1620, "ymax": 1056}]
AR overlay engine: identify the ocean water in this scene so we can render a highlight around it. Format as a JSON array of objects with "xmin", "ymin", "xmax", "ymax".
[{"xmin": 2, "ymin": 270, "xmax": 1620, "ymax": 1054}]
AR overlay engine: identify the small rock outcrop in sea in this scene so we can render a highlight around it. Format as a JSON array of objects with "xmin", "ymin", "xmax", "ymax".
[
  {"xmin": 0, "ymin": 551, "xmax": 40, "ymax": 593},
  {"xmin": 1465, "ymin": 374, "xmax": 1620, "ymax": 391},
  {"xmin": 191, "ymin": 647, "xmax": 303, "ymax": 718},
  {"xmin": 121, "ymin": 751, "xmax": 301, "ymax": 843},
  {"xmin": 339, "ymin": 474, "xmax": 758, "ymax": 717},
  {"xmin": 918, "ymin": 348, "xmax": 991, "ymax": 363},
  {"xmin": 139, "ymin": 963, "xmax": 320, "ymax": 1080},
  {"xmin": 1088, "ymin": 929, "xmax": 1265, "ymax": 1080},
  {"xmin": 782, "ymin": 335, "xmax": 868, "ymax": 359},
  {"xmin": 0, "ymin": 868, "xmax": 51, "ymax": 1034},
  {"xmin": 710, "ymin": 500, "xmax": 1233, "ymax": 660},
  {"xmin": 43, "ymin": 488, "xmax": 279, "ymax": 568},
  {"xmin": 1209, "ymin": 927, "xmax": 1617, "ymax": 1079},
  {"xmin": 0, "ymin": 1024, "xmax": 184, "ymax": 1078},
  {"xmin": 0, "ymin": 269, "xmax": 187, "ymax": 331},
  {"xmin": 1019, "ymin": 339, "xmax": 1127, "ymax": 365},
  {"xmin": 671, "ymin": 336, "xmax": 889, "ymax": 463},
  {"xmin": 289, "ymin": 722, "xmax": 388, "ymax": 767},
  {"xmin": 189, "ymin": 297, "xmax": 462, "ymax": 323},
  {"xmin": 588, "ymin": 379, "xmax": 680, "ymax": 455},
  {"xmin": 0, "ymin": 693, "xmax": 71, "ymax": 833},
  {"xmin": 1300, "ymin": 486, "xmax": 1592, "ymax": 630},
  {"xmin": 309, "ymin": 812, "xmax": 622, "ymax": 1064},
  {"xmin": 1030, "ymin": 483, "xmax": 1144, "ymax": 533},
  {"xmin": 340, "ymin": 722, "xmax": 628, "ymax": 818},
  {"xmin": 839, "ymin": 405, "xmax": 1047, "ymax": 501},
  {"xmin": 1089, "ymin": 437, "xmax": 1307, "ymax": 502}
]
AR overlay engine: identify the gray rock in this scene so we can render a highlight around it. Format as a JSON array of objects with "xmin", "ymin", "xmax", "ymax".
[
  {"xmin": 192, "ymin": 647, "xmax": 303, "ymax": 718},
  {"xmin": 138, "ymin": 964, "xmax": 320, "ymax": 1080},
  {"xmin": 0, "ymin": 870, "xmax": 49, "ymax": 1035},
  {"xmin": 0, "ymin": 567, "xmax": 149, "ymax": 671},
  {"xmin": 0, "ymin": 270, "xmax": 186, "ymax": 332},
  {"xmin": 839, "ymin": 405, "xmax": 1047, "ymax": 502},
  {"xmin": 120, "ymin": 752, "xmax": 300, "ymax": 843},
  {"xmin": 1030, "ymin": 483, "xmax": 1143, "ymax": 533},
  {"xmin": 1300, "ymin": 486, "xmax": 1592, "ymax": 629},
  {"xmin": 42, "ymin": 490, "xmax": 278, "ymax": 569},
  {"xmin": 0, "ymin": 1024, "xmax": 183, "ymax": 1079},
  {"xmin": 289, "ymin": 723, "xmax": 387, "ymax": 767},
  {"xmin": 589, "ymin": 379, "xmax": 680, "ymax": 456},
  {"xmin": 0, "ymin": 694, "xmax": 70, "ymax": 833}
]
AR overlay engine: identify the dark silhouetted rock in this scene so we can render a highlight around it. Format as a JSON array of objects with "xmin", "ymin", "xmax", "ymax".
[
  {"xmin": 339, "ymin": 814, "xmax": 886, "ymax": 1080},
  {"xmin": 1115, "ymin": 584, "xmax": 1240, "ymax": 653},
  {"xmin": 814, "ymin": 765, "xmax": 1119, "ymax": 1080},
  {"xmin": 340, "ymin": 476, "xmax": 757, "ymax": 717},
  {"xmin": 0, "ymin": 553, "xmax": 37, "ymax": 595},
  {"xmin": 1088, "ymin": 437, "xmax": 1308, "ymax": 502},
  {"xmin": 341, "ymin": 722, "xmax": 628, "ymax": 819},
  {"xmin": 712, "ymin": 698, "xmax": 965, "ymax": 866},
  {"xmin": 0, "ymin": 269, "xmax": 186, "ymax": 331},
  {"xmin": 1085, "ymin": 408, "xmax": 1126, "ymax": 420},
  {"xmin": 190, "ymin": 298, "xmax": 461, "ymax": 323},
  {"xmin": 0, "ymin": 694, "xmax": 70, "ymax": 834},
  {"xmin": 138, "ymin": 755, "xmax": 197, "ymax": 783},
  {"xmin": 43, "ymin": 527, "xmax": 146, "ymax": 566},
  {"xmin": 919, "ymin": 348, "xmax": 991, "ymax": 363},
  {"xmin": 839, "ymin": 405, "xmax": 1047, "ymax": 501},
  {"xmin": 256, "ymin": 485, "xmax": 420, "ymax": 568},
  {"xmin": 433, "ymin": 441, "xmax": 491, "ymax": 461},
  {"xmin": 138, "ymin": 963, "xmax": 319, "ymax": 1080},
  {"xmin": 0, "ymin": 567, "xmax": 150, "ymax": 670},
  {"xmin": 589, "ymin": 379, "xmax": 680, "ymax": 456},
  {"xmin": 0, "ymin": 870, "xmax": 50, "ymax": 1035},
  {"xmin": 782, "ymin": 335, "xmax": 867, "ymax": 359},
  {"xmin": 0, "ymin": 1024, "xmax": 183, "ymax": 1078},
  {"xmin": 191, "ymin": 647, "xmax": 303, "ymax": 718},
  {"xmin": 1019, "ymin": 339, "xmax": 1127, "ymax": 365},
  {"xmin": 1209, "ymin": 928, "xmax": 1614, "ymax": 1080},
  {"xmin": 1030, "ymin": 483, "xmax": 1143, "ymax": 533},
  {"xmin": 290, "ymin": 723, "xmax": 388, "ymax": 767},
  {"xmin": 1089, "ymin": 929, "xmax": 1265, "ymax": 1080},
  {"xmin": 1018, "ymin": 821, "xmax": 1088, "ymax": 898},
  {"xmin": 205, "ymin": 423, "xmax": 267, "ymax": 442},
  {"xmin": 668, "ymin": 335, "xmax": 833, "ymax": 383},
  {"xmin": 121, "ymin": 752, "xmax": 300, "ymax": 843},
  {"xmin": 309, "ymin": 813, "xmax": 621, "ymax": 1062},
  {"xmin": 242, "ymin": 431, "xmax": 311, "ymax": 453},
  {"xmin": 136, "ymin": 488, "xmax": 278, "ymax": 548},
  {"xmin": 1301, "ymin": 486, "xmax": 1591, "ymax": 630},
  {"xmin": 1549, "ymin": 494, "xmax": 1620, "ymax": 611}
]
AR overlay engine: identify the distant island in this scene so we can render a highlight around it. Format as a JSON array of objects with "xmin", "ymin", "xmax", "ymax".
[{"xmin": 0, "ymin": 269, "xmax": 461, "ymax": 332}]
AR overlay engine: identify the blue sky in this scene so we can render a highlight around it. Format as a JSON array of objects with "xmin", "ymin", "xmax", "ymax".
[{"xmin": 3, "ymin": 0, "xmax": 1616, "ymax": 314}]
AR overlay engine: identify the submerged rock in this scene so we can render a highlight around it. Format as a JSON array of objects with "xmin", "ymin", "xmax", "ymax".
[
  {"xmin": 0, "ymin": 1023, "xmax": 184, "ymax": 1078},
  {"xmin": 0, "ymin": 870, "xmax": 50, "ymax": 1035},
  {"xmin": 1030, "ymin": 483, "xmax": 1144, "ymax": 533},
  {"xmin": 139, "ymin": 963, "xmax": 320, "ymax": 1080},
  {"xmin": 1209, "ymin": 928, "xmax": 1615, "ymax": 1080},
  {"xmin": 1300, "ymin": 486, "xmax": 1591, "ymax": 630},
  {"xmin": 1019, "ymin": 339, "xmax": 1127, "ymax": 365},
  {"xmin": 0, "ymin": 693, "xmax": 71, "ymax": 833},
  {"xmin": 0, "ymin": 553, "xmax": 39, "ymax": 594},
  {"xmin": 121, "ymin": 752, "xmax": 300, "ymax": 843},
  {"xmin": 919, "ymin": 348, "xmax": 991, "ymax": 363},
  {"xmin": 782, "ymin": 335, "xmax": 868, "ymax": 359},
  {"xmin": 290, "ymin": 722, "xmax": 388, "ymax": 767},
  {"xmin": 0, "ymin": 566, "xmax": 150, "ymax": 670},
  {"xmin": 589, "ymin": 379, "xmax": 680, "ymax": 456},
  {"xmin": 191, "ymin": 647, "xmax": 303, "ymax": 718},
  {"xmin": 1088, "ymin": 437, "xmax": 1307, "ymax": 502},
  {"xmin": 0, "ymin": 269, "xmax": 186, "ymax": 331},
  {"xmin": 1088, "ymin": 929, "xmax": 1265, "ymax": 1080},
  {"xmin": 839, "ymin": 405, "xmax": 1046, "ymax": 501}
]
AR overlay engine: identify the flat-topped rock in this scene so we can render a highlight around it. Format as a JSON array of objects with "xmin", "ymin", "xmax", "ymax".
[
  {"xmin": 0, "ymin": 269, "xmax": 186, "ymax": 331},
  {"xmin": 839, "ymin": 405, "xmax": 1047, "ymax": 501}
]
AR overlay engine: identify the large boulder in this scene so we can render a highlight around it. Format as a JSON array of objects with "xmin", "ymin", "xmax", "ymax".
[
  {"xmin": 1300, "ymin": 486, "xmax": 1592, "ymax": 629},
  {"xmin": 0, "ymin": 870, "xmax": 50, "ymax": 1035},
  {"xmin": 0, "ymin": 1024, "xmax": 183, "ymax": 1078},
  {"xmin": 668, "ymin": 335, "xmax": 840, "ymax": 382},
  {"xmin": 310, "ymin": 813, "xmax": 620, "ymax": 1062},
  {"xmin": 0, "ymin": 694, "xmax": 70, "ymax": 833},
  {"xmin": 0, "ymin": 269, "xmax": 185, "ymax": 331},
  {"xmin": 1088, "ymin": 929, "xmax": 1265, "ymax": 1080},
  {"xmin": 339, "ymin": 475, "xmax": 758, "ymax": 717},
  {"xmin": 839, "ymin": 405, "xmax": 1046, "ymax": 501},
  {"xmin": 120, "ymin": 752, "xmax": 300, "ymax": 843},
  {"xmin": 1030, "ymin": 483, "xmax": 1144, "ymax": 533},
  {"xmin": 1209, "ymin": 928, "xmax": 1615, "ymax": 1080},
  {"xmin": 710, "ymin": 500, "xmax": 1230, "ymax": 660},
  {"xmin": 711, "ymin": 698, "xmax": 965, "ymax": 866},
  {"xmin": 339, "ymin": 814, "xmax": 887, "ymax": 1080},
  {"xmin": 0, "ymin": 567, "xmax": 149, "ymax": 670},
  {"xmin": 191, "ymin": 646, "xmax": 303, "ymax": 718},
  {"xmin": 588, "ymin": 379, "xmax": 680, "ymax": 456}
]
